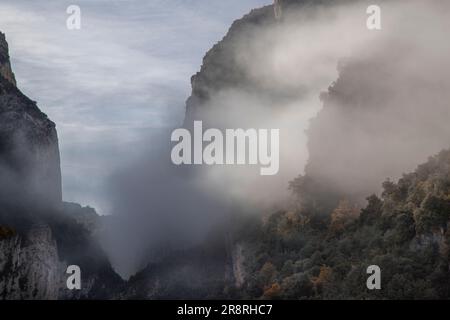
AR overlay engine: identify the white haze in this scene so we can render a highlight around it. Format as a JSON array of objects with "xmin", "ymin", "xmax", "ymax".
[
  {"xmin": 101, "ymin": 0, "xmax": 450, "ymax": 278},
  {"xmin": 305, "ymin": 0, "xmax": 450, "ymax": 201},
  {"xmin": 194, "ymin": 2, "xmax": 384, "ymax": 208}
]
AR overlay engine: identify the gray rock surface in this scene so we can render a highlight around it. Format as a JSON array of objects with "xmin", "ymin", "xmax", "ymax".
[
  {"xmin": 0, "ymin": 32, "xmax": 16, "ymax": 86},
  {"xmin": 0, "ymin": 225, "xmax": 60, "ymax": 299},
  {"xmin": 0, "ymin": 32, "xmax": 61, "ymax": 206},
  {"xmin": 0, "ymin": 32, "xmax": 123, "ymax": 300}
]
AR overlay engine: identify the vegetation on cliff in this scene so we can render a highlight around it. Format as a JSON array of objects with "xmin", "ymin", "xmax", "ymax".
[{"xmin": 233, "ymin": 150, "xmax": 450, "ymax": 299}]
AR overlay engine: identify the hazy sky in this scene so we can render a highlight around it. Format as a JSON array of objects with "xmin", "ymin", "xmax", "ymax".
[{"xmin": 0, "ymin": 0, "xmax": 271, "ymax": 213}]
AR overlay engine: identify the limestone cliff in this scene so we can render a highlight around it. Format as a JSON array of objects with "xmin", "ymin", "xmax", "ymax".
[
  {"xmin": 184, "ymin": 5, "xmax": 276, "ymax": 125},
  {"xmin": 0, "ymin": 32, "xmax": 123, "ymax": 300},
  {"xmin": 0, "ymin": 32, "xmax": 61, "ymax": 206},
  {"xmin": 0, "ymin": 32, "xmax": 16, "ymax": 86},
  {"xmin": 0, "ymin": 225, "xmax": 60, "ymax": 299},
  {"xmin": 0, "ymin": 213, "xmax": 124, "ymax": 300}
]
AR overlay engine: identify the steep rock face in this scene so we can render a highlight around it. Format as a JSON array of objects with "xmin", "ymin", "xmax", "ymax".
[
  {"xmin": 0, "ymin": 225, "xmax": 60, "ymax": 299},
  {"xmin": 0, "ymin": 208, "xmax": 125, "ymax": 299},
  {"xmin": 0, "ymin": 33, "xmax": 61, "ymax": 207},
  {"xmin": 62, "ymin": 202, "xmax": 100, "ymax": 235},
  {"xmin": 0, "ymin": 32, "xmax": 123, "ymax": 300},
  {"xmin": 0, "ymin": 33, "xmax": 16, "ymax": 86},
  {"xmin": 0, "ymin": 33, "xmax": 64, "ymax": 299},
  {"xmin": 184, "ymin": 5, "xmax": 276, "ymax": 125}
]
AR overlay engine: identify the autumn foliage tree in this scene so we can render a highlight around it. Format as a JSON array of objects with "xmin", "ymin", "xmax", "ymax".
[
  {"xmin": 329, "ymin": 200, "xmax": 359, "ymax": 234},
  {"xmin": 311, "ymin": 266, "xmax": 333, "ymax": 295},
  {"xmin": 262, "ymin": 283, "xmax": 282, "ymax": 299}
]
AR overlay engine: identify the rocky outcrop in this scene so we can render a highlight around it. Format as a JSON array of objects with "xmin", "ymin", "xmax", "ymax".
[
  {"xmin": 62, "ymin": 202, "xmax": 100, "ymax": 235},
  {"xmin": 0, "ymin": 210, "xmax": 125, "ymax": 299},
  {"xmin": 0, "ymin": 32, "xmax": 16, "ymax": 86},
  {"xmin": 0, "ymin": 32, "xmax": 64, "ymax": 299},
  {"xmin": 0, "ymin": 225, "xmax": 60, "ymax": 299},
  {"xmin": 0, "ymin": 33, "xmax": 61, "ymax": 206},
  {"xmin": 184, "ymin": 5, "xmax": 276, "ymax": 125},
  {"xmin": 0, "ymin": 32, "xmax": 123, "ymax": 300},
  {"xmin": 0, "ymin": 218, "xmax": 124, "ymax": 299}
]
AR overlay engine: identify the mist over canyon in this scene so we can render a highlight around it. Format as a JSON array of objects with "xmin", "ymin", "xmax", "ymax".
[
  {"xmin": 101, "ymin": 0, "xmax": 450, "ymax": 281},
  {"xmin": 1, "ymin": 0, "xmax": 450, "ymax": 299}
]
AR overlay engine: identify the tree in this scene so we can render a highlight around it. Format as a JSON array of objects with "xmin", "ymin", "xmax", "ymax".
[
  {"xmin": 262, "ymin": 283, "xmax": 281, "ymax": 299},
  {"xmin": 360, "ymin": 195, "xmax": 383, "ymax": 224},
  {"xmin": 311, "ymin": 266, "xmax": 333, "ymax": 295},
  {"xmin": 330, "ymin": 200, "xmax": 359, "ymax": 233},
  {"xmin": 420, "ymin": 195, "xmax": 450, "ymax": 232},
  {"xmin": 259, "ymin": 262, "xmax": 277, "ymax": 286},
  {"xmin": 281, "ymin": 273, "xmax": 313, "ymax": 299}
]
